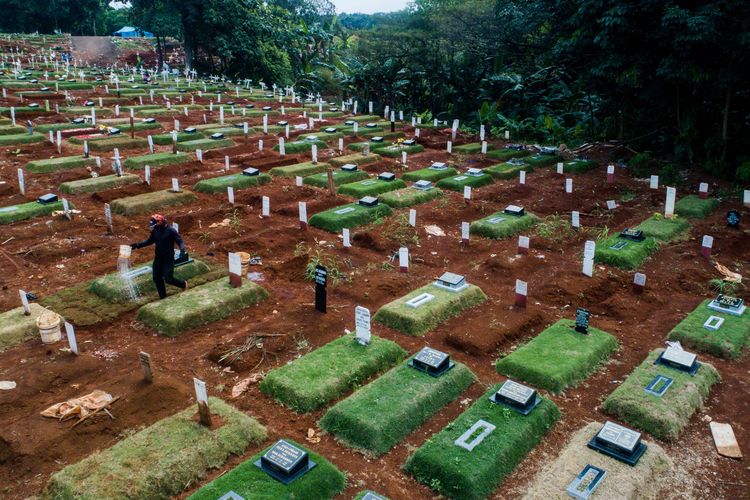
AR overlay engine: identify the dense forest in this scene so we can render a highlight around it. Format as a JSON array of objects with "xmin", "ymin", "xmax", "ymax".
[{"xmin": 1, "ymin": 0, "xmax": 749, "ymax": 180}]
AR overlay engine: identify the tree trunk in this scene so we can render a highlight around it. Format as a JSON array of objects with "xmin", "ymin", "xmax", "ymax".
[
  {"xmin": 156, "ymin": 35, "xmax": 164, "ymax": 72},
  {"xmin": 721, "ymin": 84, "xmax": 732, "ymax": 162}
]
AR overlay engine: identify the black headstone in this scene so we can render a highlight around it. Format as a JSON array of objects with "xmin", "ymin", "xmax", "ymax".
[
  {"xmin": 490, "ymin": 379, "xmax": 540, "ymax": 415},
  {"xmin": 727, "ymin": 210, "xmax": 740, "ymax": 228},
  {"xmin": 619, "ymin": 228, "xmax": 645, "ymax": 241},
  {"xmin": 315, "ymin": 265, "xmax": 327, "ymax": 313},
  {"xmin": 409, "ymin": 346, "xmax": 454, "ymax": 377},
  {"xmin": 255, "ymin": 439, "xmax": 316, "ymax": 485},
  {"xmin": 37, "ymin": 193, "xmax": 58, "ymax": 204},
  {"xmin": 575, "ymin": 308, "xmax": 591, "ymax": 334}
]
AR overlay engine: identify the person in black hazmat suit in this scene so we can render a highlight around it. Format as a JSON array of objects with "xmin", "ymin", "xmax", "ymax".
[{"xmin": 130, "ymin": 214, "xmax": 189, "ymax": 299}]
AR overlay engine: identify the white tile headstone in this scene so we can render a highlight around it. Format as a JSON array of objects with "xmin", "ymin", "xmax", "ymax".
[{"xmin": 355, "ymin": 306, "xmax": 371, "ymax": 345}]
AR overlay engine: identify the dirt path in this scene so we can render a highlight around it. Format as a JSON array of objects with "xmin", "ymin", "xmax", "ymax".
[{"xmin": 71, "ymin": 36, "xmax": 117, "ymax": 66}]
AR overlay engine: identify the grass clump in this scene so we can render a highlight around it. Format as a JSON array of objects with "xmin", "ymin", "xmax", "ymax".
[
  {"xmin": 176, "ymin": 138, "xmax": 235, "ymax": 152},
  {"xmin": 260, "ymin": 334, "xmax": 407, "ymax": 412},
  {"xmin": 110, "ymin": 189, "xmax": 197, "ymax": 216},
  {"xmin": 194, "ymin": 173, "xmax": 271, "ymax": 193},
  {"xmin": 60, "ymin": 173, "xmax": 141, "ymax": 194},
  {"xmin": 401, "ymin": 167, "xmax": 458, "ymax": 183},
  {"xmin": 602, "ymin": 349, "xmax": 720, "ymax": 441},
  {"xmin": 496, "ymin": 319, "xmax": 618, "ymax": 393},
  {"xmin": 303, "ymin": 169, "xmax": 370, "ymax": 188},
  {"xmin": 379, "ymin": 186, "xmax": 444, "ymax": 208},
  {"xmin": 667, "ymin": 299, "xmax": 750, "ymax": 359},
  {"xmin": 137, "ymin": 277, "xmax": 269, "ymax": 336},
  {"xmin": 486, "ymin": 148, "xmax": 531, "ymax": 161},
  {"xmin": 338, "ymin": 178, "xmax": 407, "ymax": 198},
  {"xmin": 26, "ymin": 155, "xmax": 97, "ymax": 173},
  {"xmin": 319, "ymin": 357, "xmax": 476, "ymax": 456},
  {"xmin": 269, "ymin": 161, "xmax": 329, "ymax": 178},
  {"xmin": 373, "ymin": 282, "xmax": 487, "ymax": 336},
  {"xmin": 594, "ymin": 233, "xmax": 660, "ymax": 269},
  {"xmin": 309, "ymin": 202, "xmax": 393, "ymax": 233},
  {"xmin": 405, "ymin": 385, "xmax": 560, "ymax": 500},
  {"xmin": 436, "ymin": 173, "xmax": 494, "ymax": 192},
  {"xmin": 674, "ymin": 194, "xmax": 719, "ymax": 218},
  {"xmin": 330, "ymin": 153, "xmax": 382, "ymax": 168},
  {"xmin": 635, "ymin": 214, "xmax": 690, "ymax": 241},
  {"xmin": 123, "ymin": 152, "xmax": 191, "ymax": 170},
  {"xmin": 43, "ymin": 398, "xmax": 267, "ymax": 500},
  {"xmin": 0, "ymin": 200, "xmax": 67, "ymax": 225},
  {"xmin": 471, "ymin": 212, "xmax": 539, "ymax": 239},
  {"xmin": 188, "ymin": 440, "xmax": 345, "ymax": 500}
]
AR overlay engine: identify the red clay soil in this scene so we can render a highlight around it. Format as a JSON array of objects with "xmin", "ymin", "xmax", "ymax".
[{"xmin": 0, "ymin": 84, "xmax": 748, "ymax": 500}]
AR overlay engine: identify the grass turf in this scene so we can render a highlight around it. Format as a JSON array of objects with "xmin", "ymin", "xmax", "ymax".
[
  {"xmin": 0, "ymin": 125, "xmax": 26, "ymax": 135},
  {"xmin": 187, "ymin": 440, "xmax": 345, "ymax": 500},
  {"xmin": 674, "ymin": 194, "xmax": 720, "ymax": 218},
  {"xmin": 470, "ymin": 212, "xmax": 539, "ymax": 239},
  {"xmin": 667, "ymin": 299, "xmax": 750, "ymax": 359},
  {"xmin": 496, "ymin": 319, "xmax": 618, "ymax": 393},
  {"xmin": 273, "ymin": 139, "xmax": 328, "ymax": 154},
  {"xmin": 0, "ymin": 304, "xmax": 60, "ymax": 351},
  {"xmin": 635, "ymin": 214, "xmax": 690, "ymax": 241},
  {"xmin": 269, "ymin": 161, "xmax": 330, "ymax": 178},
  {"xmin": 26, "ymin": 155, "xmax": 97, "ymax": 173},
  {"xmin": 42, "ymin": 398, "xmax": 267, "ymax": 500},
  {"xmin": 373, "ymin": 143, "xmax": 425, "ymax": 157},
  {"xmin": 319, "ymin": 356, "xmax": 476, "ymax": 456},
  {"xmin": 337, "ymin": 178, "xmax": 407, "ymax": 198},
  {"xmin": 260, "ymin": 334, "xmax": 407, "ymax": 412},
  {"xmin": 485, "ymin": 162, "xmax": 531, "ymax": 180},
  {"xmin": 436, "ymin": 173, "xmax": 494, "ymax": 192},
  {"xmin": 59, "ymin": 173, "xmax": 142, "ymax": 194},
  {"xmin": 109, "ymin": 189, "xmax": 198, "ymax": 216},
  {"xmin": 453, "ymin": 142, "xmax": 495, "ymax": 155},
  {"xmin": 303, "ymin": 169, "xmax": 370, "ymax": 188},
  {"xmin": 379, "ymin": 186, "xmax": 444, "ymax": 208},
  {"xmin": 0, "ymin": 200, "xmax": 67, "ymax": 225},
  {"xmin": 401, "ymin": 167, "xmax": 458, "ymax": 183},
  {"xmin": 136, "ymin": 277, "xmax": 269, "ymax": 336},
  {"xmin": 150, "ymin": 131, "xmax": 204, "ymax": 145},
  {"xmin": 348, "ymin": 140, "xmax": 392, "ymax": 152},
  {"xmin": 0, "ymin": 132, "xmax": 45, "ymax": 145},
  {"xmin": 85, "ymin": 136, "xmax": 148, "ymax": 151},
  {"xmin": 563, "ymin": 159, "xmax": 597, "ymax": 173},
  {"xmin": 194, "ymin": 173, "xmax": 271, "ymax": 193},
  {"xmin": 176, "ymin": 138, "xmax": 235, "ymax": 152},
  {"xmin": 524, "ymin": 154, "xmax": 563, "ymax": 167},
  {"xmin": 404, "ymin": 385, "xmax": 560, "ymax": 500},
  {"xmin": 123, "ymin": 152, "xmax": 191, "ymax": 170},
  {"xmin": 602, "ymin": 349, "xmax": 720, "ymax": 441},
  {"xmin": 486, "ymin": 149, "xmax": 531, "ymax": 161},
  {"xmin": 373, "ymin": 282, "xmax": 487, "ymax": 336},
  {"xmin": 34, "ymin": 122, "xmax": 93, "ymax": 133},
  {"xmin": 594, "ymin": 233, "xmax": 661, "ymax": 269},
  {"xmin": 329, "ymin": 153, "xmax": 382, "ymax": 168},
  {"xmin": 309, "ymin": 202, "xmax": 393, "ymax": 233}
]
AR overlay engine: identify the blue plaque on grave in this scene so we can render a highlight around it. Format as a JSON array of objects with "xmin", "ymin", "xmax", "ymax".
[
  {"xmin": 609, "ymin": 240, "xmax": 628, "ymax": 251},
  {"xmin": 566, "ymin": 464, "xmax": 607, "ymax": 500},
  {"xmin": 644, "ymin": 375, "xmax": 673, "ymax": 397}
]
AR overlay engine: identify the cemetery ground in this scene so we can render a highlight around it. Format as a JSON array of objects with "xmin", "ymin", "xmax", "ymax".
[{"xmin": 0, "ymin": 55, "xmax": 749, "ymax": 499}]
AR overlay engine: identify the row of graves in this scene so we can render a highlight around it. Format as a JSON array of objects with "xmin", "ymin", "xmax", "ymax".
[{"xmin": 0, "ymin": 39, "xmax": 748, "ymax": 500}]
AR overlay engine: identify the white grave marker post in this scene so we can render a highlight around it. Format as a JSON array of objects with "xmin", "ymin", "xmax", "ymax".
[
  {"xmin": 607, "ymin": 164, "xmax": 615, "ymax": 184},
  {"xmin": 583, "ymin": 240, "xmax": 595, "ymax": 277},
  {"xmin": 572, "ymin": 210, "xmax": 580, "ymax": 229},
  {"xmin": 355, "ymin": 306, "xmax": 371, "ymax": 345},
  {"xmin": 140, "ymin": 352, "xmax": 153, "ymax": 382},
  {"xmin": 262, "ymin": 196, "xmax": 270, "ymax": 218},
  {"xmin": 299, "ymin": 201, "xmax": 307, "ymax": 230},
  {"xmin": 480, "ymin": 124, "xmax": 485, "ymax": 141},
  {"xmin": 481, "ymin": 141, "xmax": 487, "ymax": 155},
  {"xmin": 263, "ymin": 114, "xmax": 268, "ymax": 133},
  {"xmin": 557, "ymin": 162, "xmax": 563, "ymax": 175},
  {"xmin": 699, "ymin": 182, "xmax": 709, "ymax": 199},
  {"xmin": 193, "ymin": 378, "xmax": 211, "ymax": 426},
  {"xmin": 228, "ymin": 252, "xmax": 242, "ymax": 287},
  {"xmin": 402, "ymin": 151, "xmax": 407, "ymax": 165},
  {"xmin": 744, "ymin": 190, "xmax": 750, "ymax": 206},
  {"xmin": 104, "ymin": 203, "xmax": 113, "ymax": 233},
  {"xmin": 10, "ymin": 106, "xmax": 15, "ymax": 126},
  {"xmin": 565, "ymin": 178, "xmax": 573, "ymax": 194},
  {"xmin": 650, "ymin": 175, "xmax": 659, "ymax": 189},
  {"xmin": 399, "ymin": 247, "xmax": 409, "ymax": 273},
  {"xmin": 408, "ymin": 209, "xmax": 416, "ymax": 227},
  {"xmin": 64, "ymin": 322, "xmax": 78, "ymax": 355},
  {"xmin": 518, "ymin": 235, "xmax": 530, "ymax": 255},
  {"xmin": 295, "ymin": 175, "xmax": 303, "ymax": 187},
  {"xmin": 196, "ymin": 149, "xmax": 203, "ymax": 163},
  {"xmin": 342, "ymin": 228, "xmax": 351, "ymax": 248},
  {"xmin": 461, "ymin": 221, "xmax": 470, "ymax": 245},
  {"xmin": 519, "ymin": 170, "xmax": 526, "ymax": 185},
  {"xmin": 504, "ymin": 129, "xmax": 510, "ymax": 140},
  {"xmin": 147, "ymin": 135, "xmax": 154, "ymax": 154},
  {"xmin": 515, "ymin": 279, "xmax": 528, "ymax": 308},
  {"xmin": 279, "ymin": 137, "xmax": 286, "ymax": 156},
  {"xmin": 633, "ymin": 272, "xmax": 646, "ymax": 294},
  {"xmin": 665, "ymin": 187, "xmax": 676, "ymax": 218},
  {"xmin": 171, "ymin": 178, "xmax": 180, "ymax": 192},
  {"xmin": 144, "ymin": 165, "xmax": 151, "ymax": 185},
  {"xmin": 227, "ymin": 186, "xmax": 235, "ymax": 206},
  {"xmin": 19, "ymin": 289, "xmax": 30, "ymax": 315},
  {"xmin": 447, "ymin": 141, "xmax": 452, "ymax": 154},
  {"xmin": 338, "ymin": 137, "xmax": 344, "ymax": 152},
  {"xmin": 17, "ymin": 168, "xmax": 24, "ymax": 195},
  {"xmin": 224, "ymin": 155, "xmax": 230, "ymax": 171},
  {"xmin": 463, "ymin": 185, "xmax": 471, "ymax": 203},
  {"xmin": 62, "ymin": 198, "xmax": 71, "ymax": 220},
  {"xmin": 701, "ymin": 235, "xmax": 713, "ymax": 258},
  {"xmin": 311, "ymin": 145, "xmax": 318, "ymax": 164},
  {"xmin": 606, "ymin": 200, "xmax": 617, "ymax": 210},
  {"xmin": 258, "ymin": 139, "xmax": 264, "ymax": 151}
]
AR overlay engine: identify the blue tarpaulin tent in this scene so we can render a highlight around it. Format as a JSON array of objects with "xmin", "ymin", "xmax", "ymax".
[{"xmin": 112, "ymin": 26, "xmax": 154, "ymax": 38}]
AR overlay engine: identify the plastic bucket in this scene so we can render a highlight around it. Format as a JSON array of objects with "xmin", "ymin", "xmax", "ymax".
[
  {"xmin": 37, "ymin": 311, "xmax": 62, "ymax": 344},
  {"xmin": 237, "ymin": 251, "xmax": 252, "ymax": 276}
]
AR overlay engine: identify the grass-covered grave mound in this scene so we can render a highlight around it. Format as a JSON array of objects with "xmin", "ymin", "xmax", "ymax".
[
  {"xmin": 379, "ymin": 186, "xmax": 444, "ymax": 208},
  {"xmin": 150, "ymin": 131, "xmax": 204, "ymax": 145},
  {"xmin": 269, "ymin": 161, "xmax": 329, "ymax": 178},
  {"xmin": 260, "ymin": 334, "xmax": 407, "ymax": 412},
  {"xmin": 137, "ymin": 277, "xmax": 269, "ymax": 336},
  {"xmin": 194, "ymin": 173, "xmax": 271, "ymax": 193},
  {"xmin": 0, "ymin": 132, "xmax": 46, "ymax": 146},
  {"xmin": 26, "ymin": 155, "xmax": 98, "ymax": 173},
  {"xmin": 563, "ymin": 159, "xmax": 597, "ymax": 173},
  {"xmin": 405, "ymin": 384, "xmax": 560, "ymax": 500},
  {"xmin": 594, "ymin": 232, "xmax": 660, "ymax": 270},
  {"xmin": 109, "ymin": 189, "xmax": 197, "ymax": 216},
  {"xmin": 667, "ymin": 299, "xmax": 750, "ymax": 359},
  {"xmin": 373, "ymin": 142, "xmax": 425, "ymax": 157},
  {"xmin": 123, "ymin": 152, "xmax": 192, "ymax": 169},
  {"xmin": 43, "ymin": 398, "xmax": 267, "ymax": 500},
  {"xmin": 85, "ymin": 136, "xmax": 148, "ymax": 151},
  {"xmin": 319, "ymin": 355, "xmax": 476, "ymax": 456},
  {"xmin": 470, "ymin": 211, "xmax": 539, "ymax": 239},
  {"xmin": 0, "ymin": 199, "xmax": 68, "ymax": 225},
  {"xmin": 486, "ymin": 148, "xmax": 531, "ymax": 161},
  {"xmin": 273, "ymin": 139, "xmax": 328, "ymax": 154},
  {"xmin": 485, "ymin": 161, "xmax": 531, "ymax": 180},
  {"xmin": 524, "ymin": 153, "xmax": 563, "ymax": 167},
  {"xmin": 675, "ymin": 194, "xmax": 720, "ymax": 218},
  {"xmin": 496, "ymin": 319, "xmax": 618, "ymax": 393},
  {"xmin": 635, "ymin": 214, "xmax": 690, "ymax": 241},
  {"xmin": 60, "ymin": 173, "xmax": 141, "ymax": 194},
  {"xmin": 602, "ymin": 349, "xmax": 720, "ymax": 441},
  {"xmin": 0, "ymin": 303, "xmax": 62, "ymax": 351},
  {"xmin": 302, "ymin": 169, "xmax": 370, "ymax": 188},
  {"xmin": 89, "ymin": 259, "xmax": 212, "ymax": 302},
  {"xmin": 401, "ymin": 166, "xmax": 458, "ymax": 183},
  {"xmin": 373, "ymin": 281, "xmax": 487, "ymax": 336},
  {"xmin": 188, "ymin": 440, "xmax": 345, "ymax": 500},
  {"xmin": 337, "ymin": 178, "xmax": 407, "ymax": 198},
  {"xmin": 522, "ymin": 422, "xmax": 671, "ymax": 500},
  {"xmin": 453, "ymin": 142, "xmax": 495, "ymax": 155},
  {"xmin": 329, "ymin": 152, "xmax": 382, "ymax": 168},
  {"xmin": 435, "ymin": 172, "xmax": 494, "ymax": 192},
  {"xmin": 176, "ymin": 137, "xmax": 235, "ymax": 152},
  {"xmin": 309, "ymin": 202, "xmax": 393, "ymax": 233}
]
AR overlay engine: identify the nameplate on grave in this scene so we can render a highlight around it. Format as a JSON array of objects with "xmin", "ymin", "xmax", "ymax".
[
  {"xmin": 503, "ymin": 205, "xmax": 525, "ymax": 217},
  {"xmin": 28, "ymin": 103, "xmax": 39, "ymax": 109},
  {"xmin": 707, "ymin": 294, "xmax": 746, "ymax": 316},
  {"xmin": 345, "ymin": 120, "xmax": 355, "ymax": 126},
  {"xmin": 620, "ymin": 228, "xmax": 645, "ymax": 241},
  {"xmin": 490, "ymin": 379, "xmax": 541, "ymax": 415},
  {"xmin": 304, "ymin": 135, "xmax": 319, "ymax": 142},
  {"xmin": 277, "ymin": 121, "xmax": 288, "ymax": 126},
  {"xmin": 184, "ymin": 127, "xmax": 197, "ymax": 133},
  {"xmin": 341, "ymin": 164, "xmax": 358, "ymax": 172},
  {"xmin": 434, "ymin": 272, "xmax": 467, "ymax": 292},
  {"xmin": 644, "ymin": 374, "xmax": 673, "ymax": 397},
  {"xmin": 72, "ymin": 118, "xmax": 85, "ymax": 124},
  {"xmin": 38, "ymin": 193, "xmax": 58, "ymax": 204},
  {"xmin": 657, "ymin": 345, "xmax": 700, "ymax": 375},
  {"xmin": 324, "ymin": 127, "xmax": 337, "ymax": 133},
  {"xmin": 406, "ymin": 293, "xmax": 435, "ymax": 308},
  {"xmin": 466, "ymin": 168, "xmax": 484, "ymax": 177},
  {"xmin": 703, "ymin": 315, "xmax": 724, "ymax": 331},
  {"xmin": 359, "ymin": 196, "xmax": 379, "ymax": 207},
  {"xmin": 587, "ymin": 421, "xmax": 647, "ymax": 466},
  {"xmin": 402, "ymin": 139, "xmax": 416, "ymax": 146},
  {"xmin": 85, "ymin": 101, "xmax": 95, "ymax": 107},
  {"xmin": 507, "ymin": 158, "xmax": 526, "ymax": 166},
  {"xmin": 108, "ymin": 127, "xmax": 121, "ymax": 135},
  {"xmin": 609, "ymin": 240, "xmax": 628, "ymax": 251},
  {"xmin": 335, "ymin": 206, "xmax": 356, "ymax": 215},
  {"xmin": 379, "ymin": 172, "xmax": 396, "ymax": 181},
  {"xmin": 254, "ymin": 439, "xmax": 316, "ymax": 485},
  {"xmin": 361, "ymin": 492, "xmax": 387, "ymax": 500},
  {"xmin": 371, "ymin": 136, "xmax": 384, "ymax": 143},
  {"xmin": 453, "ymin": 175, "xmax": 468, "ymax": 181},
  {"xmin": 566, "ymin": 464, "xmax": 607, "ymax": 500},
  {"xmin": 539, "ymin": 146, "xmax": 558, "ymax": 155},
  {"xmin": 575, "ymin": 307, "xmax": 591, "ymax": 334},
  {"xmin": 454, "ymin": 419, "xmax": 496, "ymax": 452},
  {"xmin": 413, "ymin": 180, "xmax": 433, "ymax": 190},
  {"xmin": 429, "ymin": 162, "xmax": 447, "ymax": 170},
  {"xmin": 315, "ymin": 265, "xmax": 327, "ymax": 287},
  {"xmin": 409, "ymin": 346, "xmax": 454, "ymax": 377},
  {"xmin": 245, "ymin": 103, "xmax": 255, "ymax": 109},
  {"xmin": 242, "ymin": 167, "xmax": 260, "ymax": 176},
  {"xmin": 143, "ymin": 117, "xmax": 156, "ymax": 123},
  {"xmin": 366, "ymin": 123, "xmax": 377, "ymax": 128},
  {"xmin": 487, "ymin": 216, "xmax": 507, "ymax": 225},
  {"xmin": 210, "ymin": 133, "xmax": 225, "ymax": 140},
  {"xmin": 217, "ymin": 491, "xmax": 244, "ymax": 500},
  {"xmin": 262, "ymin": 106, "xmax": 272, "ymax": 111},
  {"xmin": 226, "ymin": 101, "xmax": 236, "ymax": 106}
]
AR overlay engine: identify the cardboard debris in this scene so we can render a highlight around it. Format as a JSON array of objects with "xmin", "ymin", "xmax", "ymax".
[
  {"xmin": 306, "ymin": 427, "xmax": 321, "ymax": 444},
  {"xmin": 230, "ymin": 373, "xmax": 263, "ymax": 398},
  {"xmin": 41, "ymin": 390, "xmax": 114, "ymax": 421},
  {"xmin": 710, "ymin": 422, "xmax": 742, "ymax": 459},
  {"xmin": 715, "ymin": 262, "xmax": 742, "ymax": 283},
  {"xmin": 425, "ymin": 224, "xmax": 446, "ymax": 237}
]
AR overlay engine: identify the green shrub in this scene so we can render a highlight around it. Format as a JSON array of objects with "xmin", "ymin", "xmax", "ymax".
[{"xmin": 309, "ymin": 202, "xmax": 393, "ymax": 233}]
